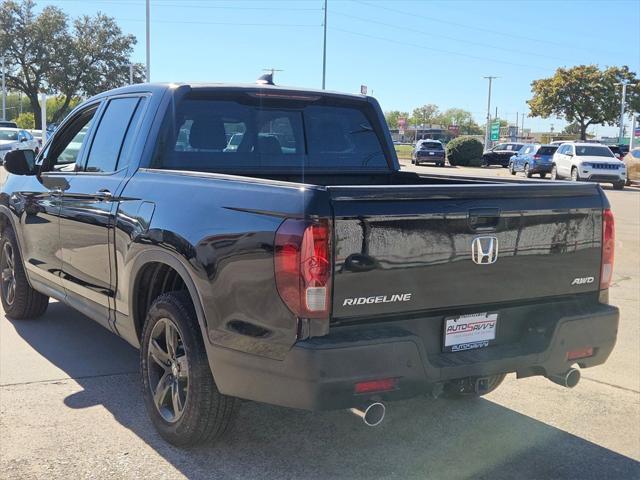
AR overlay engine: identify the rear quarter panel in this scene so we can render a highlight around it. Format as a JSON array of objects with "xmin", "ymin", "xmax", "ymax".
[{"xmin": 115, "ymin": 169, "xmax": 331, "ymax": 359}]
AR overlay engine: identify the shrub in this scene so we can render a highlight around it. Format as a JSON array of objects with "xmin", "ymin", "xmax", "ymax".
[
  {"xmin": 14, "ymin": 112, "xmax": 35, "ymax": 129},
  {"xmin": 446, "ymin": 136, "xmax": 483, "ymax": 166}
]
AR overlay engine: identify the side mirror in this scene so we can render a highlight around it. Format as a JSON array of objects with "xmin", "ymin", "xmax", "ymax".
[
  {"xmin": 3, "ymin": 149, "xmax": 36, "ymax": 175},
  {"xmin": 20, "ymin": 137, "xmax": 27, "ymax": 143}
]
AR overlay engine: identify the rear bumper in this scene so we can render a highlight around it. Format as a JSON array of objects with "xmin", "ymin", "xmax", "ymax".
[
  {"xmin": 208, "ymin": 302, "xmax": 619, "ymax": 411},
  {"xmin": 415, "ymin": 155, "xmax": 445, "ymax": 163},
  {"xmin": 529, "ymin": 163, "xmax": 553, "ymax": 174}
]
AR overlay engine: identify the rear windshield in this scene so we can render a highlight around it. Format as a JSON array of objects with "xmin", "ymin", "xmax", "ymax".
[
  {"xmin": 420, "ymin": 142, "xmax": 443, "ymax": 150},
  {"xmin": 537, "ymin": 146, "xmax": 557, "ymax": 155},
  {"xmin": 152, "ymin": 94, "xmax": 388, "ymax": 172},
  {"xmin": 575, "ymin": 146, "xmax": 614, "ymax": 157}
]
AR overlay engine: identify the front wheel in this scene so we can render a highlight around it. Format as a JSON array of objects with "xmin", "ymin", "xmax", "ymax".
[
  {"xmin": 0, "ymin": 227, "xmax": 49, "ymax": 319},
  {"xmin": 550, "ymin": 165, "xmax": 559, "ymax": 180},
  {"xmin": 613, "ymin": 182, "xmax": 625, "ymax": 190},
  {"xmin": 509, "ymin": 163, "xmax": 516, "ymax": 175},
  {"xmin": 141, "ymin": 291, "xmax": 239, "ymax": 446},
  {"xmin": 571, "ymin": 167, "xmax": 580, "ymax": 182}
]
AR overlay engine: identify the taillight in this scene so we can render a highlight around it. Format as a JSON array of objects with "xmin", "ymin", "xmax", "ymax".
[
  {"xmin": 533, "ymin": 154, "xmax": 541, "ymax": 160},
  {"xmin": 274, "ymin": 219, "xmax": 331, "ymax": 318},
  {"xmin": 600, "ymin": 208, "xmax": 615, "ymax": 290}
]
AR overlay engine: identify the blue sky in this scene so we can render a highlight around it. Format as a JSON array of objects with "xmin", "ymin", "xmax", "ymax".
[{"xmin": 41, "ymin": 0, "xmax": 640, "ymax": 135}]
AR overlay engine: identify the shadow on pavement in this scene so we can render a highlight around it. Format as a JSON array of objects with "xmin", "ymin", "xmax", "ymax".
[{"xmin": 8, "ymin": 302, "xmax": 640, "ymax": 480}]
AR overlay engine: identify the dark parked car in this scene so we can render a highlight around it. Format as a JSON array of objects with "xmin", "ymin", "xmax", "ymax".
[
  {"xmin": 482, "ymin": 142, "xmax": 525, "ymax": 167},
  {"xmin": 509, "ymin": 144, "xmax": 558, "ymax": 178},
  {"xmin": 411, "ymin": 139, "xmax": 445, "ymax": 166},
  {"xmin": 607, "ymin": 145, "xmax": 624, "ymax": 159},
  {"xmin": 0, "ymin": 121, "xmax": 18, "ymax": 128},
  {"xmin": 0, "ymin": 83, "xmax": 619, "ymax": 446}
]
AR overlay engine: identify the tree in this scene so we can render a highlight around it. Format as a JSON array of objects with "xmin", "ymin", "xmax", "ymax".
[
  {"xmin": 0, "ymin": 0, "xmax": 143, "ymax": 129},
  {"xmin": 527, "ymin": 65, "xmax": 639, "ymax": 140},
  {"xmin": 411, "ymin": 104, "xmax": 440, "ymax": 126},
  {"xmin": 562, "ymin": 122, "xmax": 581, "ymax": 135},
  {"xmin": 433, "ymin": 108, "xmax": 483, "ymax": 135},
  {"xmin": 384, "ymin": 110, "xmax": 409, "ymax": 129}
]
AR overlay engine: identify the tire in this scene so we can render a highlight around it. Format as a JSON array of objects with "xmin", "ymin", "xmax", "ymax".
[
  {"xmin": 141, "ymin": 291, "xmax": 239, "ymax": 446},
  {"xmin": 509, "ymin": 163, "xmax": 516, "ymax": 175},
  {"xmin": 551, "ymin": 164, "xmax": 559, "ymax": 180},
  {"xmin": 540, "ymin": 173, "xmax": 547, "ymax": 179},
  {"xmin": 613, "ymin": 182, "xmax": 625, "ymax": 190},
  {"xmin": 411, "ymin": 157, "xmax": 415, "ymax": 165},
  {"xmin": 443, "ymin": 373, "xmax": 506, "ymax": 399},
  {"xmin": 571, "ymin": 167, "xmax": 580, "ymax": 182},
  {"xmin": 524, "ymin": 163, "xmax": 533, "ymax": 178},
  {"xmin": 0, "ymin": 226, "xmax": 49, "ymax": 319},
  {"xmin": 481, "ymin": 158, "xmax": 489, "ymax": 167}
]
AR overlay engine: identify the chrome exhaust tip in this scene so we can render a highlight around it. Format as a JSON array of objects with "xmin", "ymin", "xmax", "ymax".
[
  {"xmin": 350, "ymin": 402, "xmax": 386, "ymax": 427},
  {"xmin": 547, "ymin": 368, "xmax": 581, "ymax": 388}
]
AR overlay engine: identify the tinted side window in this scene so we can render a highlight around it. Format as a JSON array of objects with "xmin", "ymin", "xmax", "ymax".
[
  {"xmin": 85, "ymin": 97, "xmax": 141, "ymax": 173},
  {"xmin": 45, "ymin": 106, "xmax": 99, "ymax": 172}
]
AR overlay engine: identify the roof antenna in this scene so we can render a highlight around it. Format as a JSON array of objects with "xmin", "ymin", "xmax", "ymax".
[{"xmin": 257, "ymin": 68, "xmax": 282, "ymax": 86}]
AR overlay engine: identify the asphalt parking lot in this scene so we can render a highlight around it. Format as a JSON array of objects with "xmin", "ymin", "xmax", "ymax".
[{"xmin": 1, "ymin": 165, "xmax": 639, "ymax": 479}]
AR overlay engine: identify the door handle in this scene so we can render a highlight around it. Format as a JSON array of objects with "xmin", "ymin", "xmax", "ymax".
[{"xmin": 95, "ymin": 189, "xmax": 113, "ymax": 201}]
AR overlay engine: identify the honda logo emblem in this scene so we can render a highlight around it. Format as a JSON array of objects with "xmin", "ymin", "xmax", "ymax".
[{"xmin": 471, "ymin": 236, "xmax": 499, "ymax": 265}]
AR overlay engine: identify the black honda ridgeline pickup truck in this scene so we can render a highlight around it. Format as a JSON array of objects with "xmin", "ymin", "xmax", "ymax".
[{"xmin": 1, "ymin": 83, "xmax": 619, "ymax": 446}]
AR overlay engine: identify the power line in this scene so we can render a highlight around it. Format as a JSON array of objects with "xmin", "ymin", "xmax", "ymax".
[
  {"xmin": 50, "ymin": 0, "xmax": 321, "ymax": 10},
  {"xmin": 332, "ymin": 10, "xmax": 573, "ymax": 64},
  {"xmin": 331, "ymin": 27, "xmax": 551, "ymax": 71},
  {"xmin": 352, "ymin": 0, "xmax": 618, "ymax": 56},
  {"xmin": 118, "ymin": 18, "xmax": 321, "ymax": 27}
]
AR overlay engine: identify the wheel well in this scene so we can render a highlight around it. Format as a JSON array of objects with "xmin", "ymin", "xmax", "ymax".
[{"xmin": 132, "ymin": 262, "xmax": 189, "ymax": 340}]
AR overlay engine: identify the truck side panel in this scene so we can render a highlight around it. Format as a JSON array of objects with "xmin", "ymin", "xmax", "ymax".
[{"xmin": 114, "ymin": 169, "xmax": 332, "ymax": 360}]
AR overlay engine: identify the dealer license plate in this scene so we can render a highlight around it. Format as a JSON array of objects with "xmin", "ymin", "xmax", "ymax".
[{"xmin": 443, "ymin": 312, "xmax": 498, "ymax": 352}]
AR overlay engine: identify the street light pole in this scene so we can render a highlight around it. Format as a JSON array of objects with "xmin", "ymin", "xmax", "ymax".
[
  {"xmin": 145, "ymin": 0, "xmax": 151, "ymax": 82},
  {"xmin": 129, "ymin": 63, "xmax": 134, "ymax": 85},
  {"xmin": 483, "ymin": 76, "xmax": 497, "ymax": 148},
  {"xmin": 1, "ymin": 56, "xmax": 6, "ymax": 121},
  {"xmin": 615, "ymin": 81, "xmax": 636, "ymax": 144},
  {"xmin": 322, "ymin": 0, "xmax": 327, "ymax": 89}
]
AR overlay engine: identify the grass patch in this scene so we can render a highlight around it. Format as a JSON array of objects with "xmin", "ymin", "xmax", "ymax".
[{"xmin": 395, "ymin": 144, "xmax": 413, "ymax": 160}]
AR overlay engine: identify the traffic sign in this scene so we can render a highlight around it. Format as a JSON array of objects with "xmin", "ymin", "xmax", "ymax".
[{"xmin": 490, "ymin": 120, "xmax": 500, "ymax": 141}]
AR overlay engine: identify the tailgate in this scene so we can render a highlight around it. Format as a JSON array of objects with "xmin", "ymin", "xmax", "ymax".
[{"xmin": 329, "ymin": 183, "xmax": 605, "ymax": 320}]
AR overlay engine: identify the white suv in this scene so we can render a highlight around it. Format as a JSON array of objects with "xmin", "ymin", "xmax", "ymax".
[{"xmin": 551, "ymin": 142, "xmax": 627, "ymax": 190}]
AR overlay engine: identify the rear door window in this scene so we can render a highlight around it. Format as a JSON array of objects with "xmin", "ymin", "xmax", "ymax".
[{"xmin": 85, "ymin": 97, "xmax": 143, "ymax": 173}]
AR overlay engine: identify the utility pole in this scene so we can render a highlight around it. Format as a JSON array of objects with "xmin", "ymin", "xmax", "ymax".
[
  {"xmin": 145, "ymin": 0, "xmax": 151, "ymax": 82},
  {"xmin": 128, "ymin": 64, "xmax": 134, "ymax": 85},
  {"xmin": 516, "ymin": 112, "xmax": 519, "ymax": 140},
  {"xmin": 521, "ymin": 113, "xmax": 525, "ymax": 140},
  {"xmin": 262, "ymin": 68, "xmax": 283, "ymax": 83},
  {"xmin": 40, "ymin": 93, "xmax": 47, "ymax": 142},
  {"xmin": 630, "ymin": 115, "xmax": 637, "ymax": 150},
  {"xmin": 483, "ymin": 76, "xmax": 497, "ymax": 149},
  {"xmin": 322, "ymin": 0, "xmax": 327, "ymax": 89},
  {"xmin": 615, "ymin": 81, "xmax": 636, "ymax": 144},
  {"xmin": 1, "ymin": 56, "xmax": 6, "ymax": 121}
]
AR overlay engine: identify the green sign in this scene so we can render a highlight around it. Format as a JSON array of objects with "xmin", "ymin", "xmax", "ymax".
[{"xmin": 490, "ymin": 121, "xmax": 500, "ymax": 141}]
